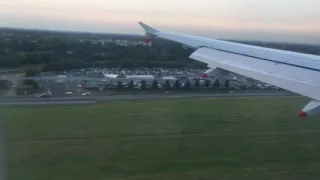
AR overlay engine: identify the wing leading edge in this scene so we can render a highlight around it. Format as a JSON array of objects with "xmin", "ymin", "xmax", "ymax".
[{"xmin": 139, "ymin": 22, "xmax": 320, "ymax": 118}]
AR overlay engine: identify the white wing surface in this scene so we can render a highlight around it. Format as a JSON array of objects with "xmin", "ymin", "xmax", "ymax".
[{"xmin": 139, "ymin": 22, "xmax": 320, "ymax": 118}]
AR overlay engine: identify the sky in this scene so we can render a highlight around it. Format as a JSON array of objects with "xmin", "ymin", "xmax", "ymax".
[{"xmin": 0, "ymin": 0, "xmax": 320, "ymax": 44}]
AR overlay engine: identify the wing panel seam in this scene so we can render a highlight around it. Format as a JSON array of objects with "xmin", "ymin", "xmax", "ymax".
[{"xmin": 198, "ymin": 46, "xmax": 320, "ymax": 72}]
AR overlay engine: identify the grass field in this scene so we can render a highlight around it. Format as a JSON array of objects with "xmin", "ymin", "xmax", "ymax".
[{"xmin": 2, "ymin": 97, "xmax": 320, "ymax": 180}]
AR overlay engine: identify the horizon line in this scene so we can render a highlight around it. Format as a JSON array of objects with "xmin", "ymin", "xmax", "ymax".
[{"xmin": 0, "ymin": 26, "xmax": 319, "ymax": 46}]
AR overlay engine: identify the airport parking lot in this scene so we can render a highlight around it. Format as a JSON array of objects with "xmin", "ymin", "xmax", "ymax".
[{"xmin": 30, "ymin": 68, "xmax": 282, "ymax": 98}]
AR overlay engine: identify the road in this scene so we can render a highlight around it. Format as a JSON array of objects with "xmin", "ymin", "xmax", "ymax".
[{"xmin": 0, "ymin": 91, "xmax": 298, "ymax": 106}]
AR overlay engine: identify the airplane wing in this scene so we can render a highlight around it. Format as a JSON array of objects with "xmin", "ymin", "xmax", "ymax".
[{"xmin": 138, "ymin": 22, "xmax": 320, "ymax": 118}]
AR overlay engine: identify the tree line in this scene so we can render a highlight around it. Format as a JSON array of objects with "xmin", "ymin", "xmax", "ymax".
[
  {"xmin": 1, "ymin": 29, "xmax": 319, "ymax": 72},
  {"xmin": 0, "ymin": 34, "xmax": 206, "ymax": 71}
]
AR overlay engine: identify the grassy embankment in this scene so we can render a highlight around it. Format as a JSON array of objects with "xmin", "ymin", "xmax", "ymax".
[{"xmin": 3, "ymin": 96, "xmax": 320, "ymax": 180}]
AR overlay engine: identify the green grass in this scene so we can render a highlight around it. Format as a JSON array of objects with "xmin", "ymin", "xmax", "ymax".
[{"xmin": 2, "ymin": 97, "xmax": 320, "ymax": 180}]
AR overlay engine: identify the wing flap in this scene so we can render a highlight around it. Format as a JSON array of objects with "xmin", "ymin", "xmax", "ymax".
[{"xmin": 190, "ymin": 47, "xmax": 320, "ymax": 101}]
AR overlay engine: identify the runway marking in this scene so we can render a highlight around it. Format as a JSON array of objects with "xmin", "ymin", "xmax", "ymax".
[
  {"xmin": 8, "ymin": 128, "xmax": 320, "ymax": 142},
  {"xmin": 106, "ymin": 95, "xmax": 303, "ymax": 104},
  {"xmin": 0, "ymin": 93, "xmax": 302, "ymax": 106}
]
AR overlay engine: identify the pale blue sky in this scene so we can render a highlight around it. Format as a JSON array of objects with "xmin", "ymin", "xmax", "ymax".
[{"xmin": 0, "ymin": 0, "xmax": 319, "ymax": 43}]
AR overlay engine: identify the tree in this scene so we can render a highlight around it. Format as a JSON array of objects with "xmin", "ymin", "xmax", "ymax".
[
  {"xmin": 23, "ymin": 79, "xmax": 39, "ymax": 89},
  {"xmin": 205, "ymin": 80, "xmax": 211, "ymax": 88},
  {"xmin": 224, "ymin": 79, "xmax": 230, "ymax": 89},
  {"xmin": 140, "ymin": 80, "xmax": 146, "ymax": 90},
  {"xmin": 184, "ymin": 80, "xmax": 191, "ymax": 89},
  {"xmin": 128, "ymin": 80, "xmax": 134, "ymax": 89},
  {"xmin": 165, "ymin": 80, "xmax": 170, "ymax": 90},
  {"xmin": 25, "ymin": 68, "xmax": 40, "ymax": 77},
  {"xmin": 152, "ymin": 80, "xmax": 158, "ymax": 89},
  {"xmin": 0, "ymin": 80, "xmax": 11, "ymax": 90},
  {"xmin": 213, "ymin": 79, "xmax": 220, "ymax": 89},
  {"xmin": 116, "ymin": 81, "xmax": 122, "ymax": 89},
  {"xmin": 174, "ymin": 80, "xmax": 180, "ymax": 89},
  {"xmin": 194, "ymin": 79, "xmax": 200, "ymax": 88}
]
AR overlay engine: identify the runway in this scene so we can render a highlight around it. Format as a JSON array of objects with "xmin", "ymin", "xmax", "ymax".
[{"xmin": 0, "ymin": 91, "xmax": 298, "ymax": 107}]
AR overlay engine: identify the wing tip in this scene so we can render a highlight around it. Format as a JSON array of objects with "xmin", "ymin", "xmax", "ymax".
[{"xmin": 138, "ymin": 22, "xmax": 159, "ymax": 34}]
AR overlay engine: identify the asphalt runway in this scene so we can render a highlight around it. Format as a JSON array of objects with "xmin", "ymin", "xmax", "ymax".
[{"xmin": 0, "ymin": 92, "xmax": 298, "ymax": 107}]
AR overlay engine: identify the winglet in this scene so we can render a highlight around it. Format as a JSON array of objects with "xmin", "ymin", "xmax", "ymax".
[{"xmin": 138, "ymin": 22, "xmax": 159, "ymax": 35}]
